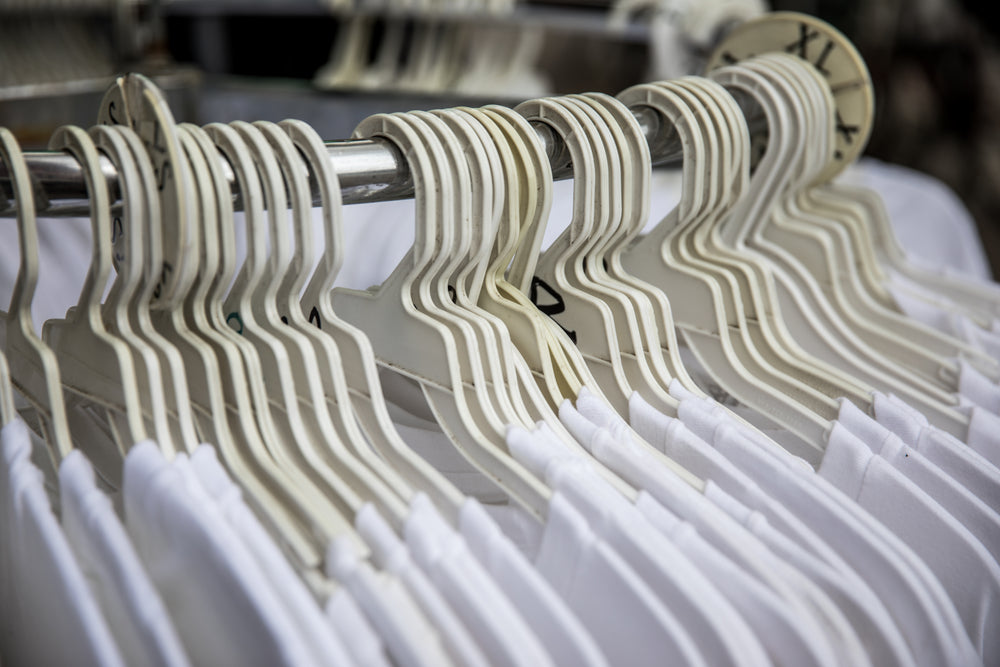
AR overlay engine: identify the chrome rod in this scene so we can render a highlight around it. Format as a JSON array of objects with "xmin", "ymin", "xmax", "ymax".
[{"xmin": 0, "ymin": 104, "xmax": 742, "ymax": 218}]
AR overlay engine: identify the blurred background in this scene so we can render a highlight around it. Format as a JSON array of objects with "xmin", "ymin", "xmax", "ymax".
[{"xmin": 2, "ymin": 0, "xmax": 998, "ymax": 275}]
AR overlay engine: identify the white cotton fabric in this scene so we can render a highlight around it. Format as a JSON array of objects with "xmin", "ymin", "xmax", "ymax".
[
  {"xmin": 532, "ymin": 490, "xmax": 708, "ymax": 667},
  {"xmin": 842, "ymin": 157, "xmax": 992, "ymax": 281},
  {"xmin": 912, "ymin": 428, "xmax": 1000, "ymax": 513},
  {"xmin": 354, "ymin": 503, "xmax": 489, "ymax": 667},
  {"xmin": 403, "ymin": 494, "xmax": 555, "ymax": 667},
  {"xmin": 185, "ymin": 446, "xmax": 353, "ymax": 667},
  {"xmin": 0, "ymin": 418, "xmax": 125, "ymax": 667},
  {"xmin": 887, "ymin": 279, "xmax": 1000, "ymax": 358},
  {"xmin": 59, "ymin": 449, "xmax": 190, "ymax": 667},
  {"xmin": 818, "ymin": 423, "xmax": 1000, "ymax": 663},
  {"xmin": 123, "ymin": 441, "xmax": 316, "ymax": 667},
  {"xmin": 964, "ymin": 407, "xmax": 1000, "ymax": 466},
  {"xmin": 554, "ymin": 405, "xmax": 845, "ymax": 667},
  {"xmin": 670, "ymin": 398, "xmax": 978, "ymax": 667},
  {"xmin": 957, "ymin": 359, "xmax": 1000, "ymax": 414},
  {"xmin": 871, "ymin": 393, "xmax": 1000, "ymax": 508},
  {"xmin": 326, "ymin": 534, "xmax": 453, "ymax": 667},
  {"xmin": 837, "ymin": 400, "xmax": 1000, "ymax": 562},
  {"xmin": 324, "ymin": 589, "xmax": 391, "ymax": 667},
  {"xmin": 625, "ymin": 392, "xmax": 916, "ymax": 667},
  {"xmin": 632, "ymin": 489, "xmax": 861, "ymax": 667},
  {"xmin": 510, "ymin": 422, "xmax": 772, "ymax": 667},
  {"xmin": 457, "ymin": 498, "xmax": 609, "ymax": 667}
]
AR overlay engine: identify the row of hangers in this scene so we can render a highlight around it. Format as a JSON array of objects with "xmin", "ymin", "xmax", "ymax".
[{"xmin": 3, "ymin": 23, "xmax": 1000, "ymax": 587}]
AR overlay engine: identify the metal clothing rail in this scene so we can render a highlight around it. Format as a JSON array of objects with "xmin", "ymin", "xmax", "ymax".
[{"xmin": 0, "ymin": 103, "xmax": 747, "ymax": 218}]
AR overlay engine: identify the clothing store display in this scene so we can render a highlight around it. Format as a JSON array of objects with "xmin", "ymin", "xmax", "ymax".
[{"xmin": 4, "ymin": 19, "xmax": 1000, "ymax": 667}]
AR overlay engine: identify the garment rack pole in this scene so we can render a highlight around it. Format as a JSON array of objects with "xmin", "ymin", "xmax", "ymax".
[{"xmin": 0, "ymin": 103, "xmax": 759, "ymax": 218}]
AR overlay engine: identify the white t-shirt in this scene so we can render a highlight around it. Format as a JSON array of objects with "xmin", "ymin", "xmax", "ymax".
[
  {"xmin": 964, "ymin": 407, "xmax": 1000, "ymax": 466},
  {"xmin": 123, "ymin": 441, "xmax": 315, "ymax": 667},
  {"xmin": 59, "ymin": 449, "xmax": 190, "ymax": 667},
  {"xmin": 508, "ymin": 422, "xmax": 772, "ymax": 667},
  {"xmin": 458, "ymin": 498, "xmax": 609, "ymax": 667},
  {"xmin": 403, "ymin": 494, "xmax": 555, "ymax": 667},
  {"xmin": 324, "ymin": 589, "xmax": 391, "ymax": 667},
  {"xmin": 871, "ymin": 394, "xmax": 1000, "ymax": 508},
  {"xmin": 886, "ymin": 278, "xmax": 1000, "ymax": 358},
  {"xmin": 354, "ymin": 503, "xmax": 489, "ymax": 667},
  {"xmin": 185, "ymin": 446, "xmax": 353, "ymax": 667},
  {"xmin": 672, "ymin": 401, "xmax": 978, "ymax": 667},
  {"xmin": 326, "ymin": 535, "xmax": 454, "ymax": 667},
  {"xmin": 624, "ymin": 391, "xmax": 853, "ymax": 573},
  {"xmin": 554, "ymin": 406, "xmax": 847, "ymax": 667},
  {"xmin": 634, "ymin": 490, "xmax": 873, "ymax": 667},
  {"xmin": 818, "ymin": 423, "xmax": 1000, "ymax": 663},
  {"xmin": 842, "ymin": 157, "xmax": 993, "ymax": 281},
  {"xmin": 0, "ymin": 418, "xmax": 125, "ymax": 667},
  {"xmin": 957, "ymin": 359, "xmax": 1000, "ymax": 414},
  {"xmin": 532, "ymin": 491, "xmax": 709, "ymax": 667},
  {"xmin": 625, "ymin": 392, "xmax": 916, "ymax": 667},
  {"xmin": 837, "ymin": 400, "xmax": 1000, "ymax": 562},
  {"xmin": 911, "ymin": 427, "xmax": 1000, "ymax": 514}
]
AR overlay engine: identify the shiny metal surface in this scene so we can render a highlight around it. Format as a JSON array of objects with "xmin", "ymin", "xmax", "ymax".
[{"xmin": 0, "ymin": 103, "xmax": 715, "ymax": 217}]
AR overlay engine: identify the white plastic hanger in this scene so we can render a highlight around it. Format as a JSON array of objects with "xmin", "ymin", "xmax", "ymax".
[
  {"xmin": 617, "ymin": 81, "xmax": 832, "ymax": 457},
  {"xmin": 464, "ymin": 104, "xmax": 592, "ymax": 410},
  {"xmin": 42, "ymin": 125, "xmax": 147, "ymax": 456},
  {"xmin": 727, "ymin": 58, "xmax": 1000, "ymax": 388},
  {"xmin": 711, "ymin": 54, "xmax": 981, "ymax": 423},
  {"xmin": 513, "ymin": 96, "xmax": 639, "ymax": 415},
  {"xmin": 213, "ymin": 120, "xmax": 394, "ymax": 532},
  {"xmin": 747, "ymin": 55, "xmax": 974, "ymax": 412},
  {"xmin": 563, "ymin": 93, "xmax": 688, "ymax": 410},
  {"xmin": 0, "ymin": 127, "xmax": 74, "ymax": 462},
  {"xmin": 100, "ymin": 124, "xmax": 203, "ymax": 455},
  {"xmin": 333, "ymin": 111, "xmax": 551, "ymax": 519},
  {"xmin": 775, "ymin": 56, "xmax": 1000, "ymax": 360},
  {"xmin": 674, "ymin": 75, "xmax": 875, "ymax": 409},
  {"xmin": 281, "ymin": 118, "xmax": 467, "ymax": 520},
  {"xmin": 576, "ymin": 93, "xmax": 704, "ymax": 397},
  {"xmin": 656, "ymin": 77, "xmax": 843, "ymax": 427},
  {"xmin": 88, "ymin": 124, "xmax": 178, "ymax": 457},
  {"xmin": 245, "ymin": 119, "xmax": 414, "ymax": 527},
  {"xmin": 427, "ymin": 107, "xmax": 563, "ymax": 433},
  {"xmin": 557, "ymin": 94, "xmax": 682, "ymax": 414},
  {"xmin": 0, "ymin": 350, "xmax": 14, "ymax": 428},
  {"xmin": 745, "ymin": 55, "xmax": 974, "ymax": 433},
  {"xmin": 402, "ymin": 110, "xmax": 528, "ymax": 433},
  {"xmin": 176, "ymin": 122, "xmax": 350, "ymax": 569}
]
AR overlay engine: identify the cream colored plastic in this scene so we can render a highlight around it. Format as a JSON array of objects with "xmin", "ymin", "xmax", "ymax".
[
  {"xmin": 106, "ymin": 125, "xmax": 202, "ymax": 454},
  {"xmin": 428, "ymin": 108, "xmax": 551, "ymax": 430},
  {"xmin": 680, "ymin": 76, "xmax": 875, "ymax": 408},
  {"xmin": 573, "ymin": 93, "xmax": 702, "ymax": 398},
  {"xmin": 334, "ymin": 112, "xmax": 551, "ymax": 520},
  {"xmin": 754, "ymin": 55, "xmax": 973, "ymax": 432},
  {"xmin": 88, "ymin": 125, "xmax": 178, "ymax": 456},
  {"xmin": 403, "ymin": 110, "xmax": 526, "ymax": 432},
  {"xmin": 617, "ymin": 82, "xmax": 831, "ymax": 454},
  {"xmin": 181, "ymin": 123, "xmax": 347, "ymax": 569},
  {"xmin": 513, "ymin": 97, "xmax": 638, "ymax": 414},
  {"xmin": 0, "ymin": 127, "xmax": 74, "ymax": 461},
  {"xmin": 224, "ymin": 120, "xmax": 404, "ymax": 528},
  {"xmin": 42, "ymin": 125, "xmax": 147, "ymax": 452},
  {"xmin": 281, "ymin": 118, "xmax": 467, "ymax": 520},
  {"xmin": 0, "ymin": 350, "xmax": 14, "ymax": 428},
  {"xmin": 247, "ymin": 119, "xmax": 413, "ymax": 527},
  {"xmin": 467, "ymin": 104, "xmax": 589, "ymax": 409},
  {"xmin": 558, "ymin": 95, "xmax": 681, "ymax": 414},
  {"xmin": 737, "ymin": 59, "xmax": 1000, "ymax": 387},
  {"xmin": 97, "ymin": 74, "xmax": 197, "ymax": 309}
]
